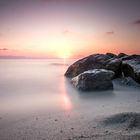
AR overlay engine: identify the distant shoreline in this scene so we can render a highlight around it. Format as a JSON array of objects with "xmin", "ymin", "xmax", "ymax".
[{"xmin": 0, "ymin": 57, "xmax": 73, "ymax": 59}]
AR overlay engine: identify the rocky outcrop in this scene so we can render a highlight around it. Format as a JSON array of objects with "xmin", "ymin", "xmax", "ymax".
[
  {"xmin": 122, "ymin": 55, "xmax": 140, "ymax": 84},
  {"xmin": 71, "ymin": 69, "xmax": 115, "ymax": 91},
  {"xmin": 65, "ymin": 53, "xmax": 140, "ymax": 91},
  {"xmin": 65, "ymin": 54, "xmax": 122, "ymax": 78}
]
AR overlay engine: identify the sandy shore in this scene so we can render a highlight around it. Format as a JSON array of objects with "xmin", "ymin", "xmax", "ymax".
[{"xmin": 0, "ymin": 109, "xmax": 140, "ymax": 140}]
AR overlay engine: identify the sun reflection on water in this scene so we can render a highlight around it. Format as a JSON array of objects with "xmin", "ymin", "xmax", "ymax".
[{"xmin": 59, "ymin": 60, "xmax": 72, "ymax": 111}]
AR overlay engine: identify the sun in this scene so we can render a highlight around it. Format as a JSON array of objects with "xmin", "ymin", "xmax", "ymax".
[
  {"xmin": 42, "ymin": 36, "xmax": 74, "ymax": 59},
  {"xmin": 58, "ymin": 50, "xmax": 71, "ymax": 59}
]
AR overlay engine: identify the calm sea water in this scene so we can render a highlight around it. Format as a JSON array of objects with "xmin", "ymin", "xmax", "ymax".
[{"xmin": 0, "ymin": 59, "xmax": 140, "ymax": 117}]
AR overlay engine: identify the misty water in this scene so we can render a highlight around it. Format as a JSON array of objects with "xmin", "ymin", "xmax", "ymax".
[{"xmin": 0, "ymin": 59, "xmax": 140, "ymax": 117}]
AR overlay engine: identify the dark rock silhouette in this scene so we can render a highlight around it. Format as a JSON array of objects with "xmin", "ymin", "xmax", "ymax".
[
  {"xmin": 117, "ymin": 53, "xmax": 128, "ymax": 58},
  {"xmin": 71, "ymin": 69, "xmax": 114, "ymax": 91},
  {"xmin": 65, "ymin": 54, "xmax": 122, "ymax": 78},
  {"xmin": 122, "ymin": 55, "xmax": 140, "ymax": 84},
  {"xmin": 106, "ymin": 53, "xmax": 117, "ymax": 58},
  {"xmin": 106, "ymin": 58, "xmax": 122, "ymax": 77}
]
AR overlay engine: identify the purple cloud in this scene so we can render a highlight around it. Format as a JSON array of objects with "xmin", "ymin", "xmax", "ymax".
[
  {"xmin": 133, "ymin": 19, "xmax": 140, "ymax": 25},
  {"xmin": 106, "ymin": 31, "xmax": 114, "ymax": 35}
]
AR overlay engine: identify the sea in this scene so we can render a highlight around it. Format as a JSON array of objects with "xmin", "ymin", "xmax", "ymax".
[{"xmin": 0, "ymin": 59, "xmax": 140, "ymax": 117}]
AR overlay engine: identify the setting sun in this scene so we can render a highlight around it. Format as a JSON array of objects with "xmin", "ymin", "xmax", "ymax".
[{"xmin": 58, "ymin": 50, "xmax": 72, "ymax": 58}]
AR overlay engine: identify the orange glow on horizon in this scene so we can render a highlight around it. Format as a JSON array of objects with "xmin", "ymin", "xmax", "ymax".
[{"xmin": 0, "ymin": 32, "xmax": 140, "ymax": 59}]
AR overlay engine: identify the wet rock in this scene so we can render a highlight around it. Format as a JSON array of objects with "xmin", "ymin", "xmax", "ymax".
[
  {"xmin": 119, "ymin": 77, "xmax": 140, "ymax": 87},
  {"xmin": 121, "ymin": 54, "xmax": 140, "ymax": 61},
  {"xmin": 106, "ymin": 53, "xmax": 117, "ymax": 58},
  {"xmin": 122, "ymin": 55, "xmax": 140, "ymax": 84},
  {"xmin": 106, "ymin": 58, "xmax": 122, "ymax": 77},
  {"xmin": 71, "ymin": 69, "xmax": 114, "ymax": 91},
  {"xmin": 118, "ymin": 53, "xmax": 128, "ymax": 58},
  {"xmin": 65, "ymin": 54, "xmax": 122, "ymax": 78}
]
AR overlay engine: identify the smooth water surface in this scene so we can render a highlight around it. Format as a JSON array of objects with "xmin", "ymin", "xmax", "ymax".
[{"xmin": 0, "ymin": 59, "xmax": 140, "ymax": 117}]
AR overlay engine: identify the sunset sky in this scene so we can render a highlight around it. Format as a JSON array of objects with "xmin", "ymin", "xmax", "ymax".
[{"xmin": 0, "ymin": 0, "xmax": 140, "ymax": 58}]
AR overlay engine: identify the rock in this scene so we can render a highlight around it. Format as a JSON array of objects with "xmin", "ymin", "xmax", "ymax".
[
  {"xmin": 106, "ymin": 53, "xmax": 117, "ymax": 58},
  {"xmin": 102, "ymin": 112, "xmax": 140, "ymax": 129},
  {"xmin": 106, "ymin": 58, "xmax": 122, "ymax": 77},
  {"xmin": 65, "ymin": 54, "xmax": 122, "ymax": 78},
  {"xmin": 121, "ymin": 77, "xmax": 140, "ymax": 87},
  {"xmin": 113, "ymin": 77, "xmax": 140, "ymax": 87},
  {"xmin": 122, "ymin": 55, "xmax": 140, "ymax": 84},
  {"xmin": 71, "ymin": 69, "xmax": 115, "ymax": 91},
  {"xmin": 65, "ymin": 54, "xmax": 110, "ymax": 78},
  {"xmin": 121, "ymin": 54, "xmax": 140, "ymax": 61},
  {"xmin": 118, "ymin": 53, "xmax": 128, "ymax": 58}
]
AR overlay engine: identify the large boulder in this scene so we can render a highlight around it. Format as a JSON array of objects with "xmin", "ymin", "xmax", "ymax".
[
  {"xmin": 71, "ymin": 69, "xmax": 115, "ymax": 91},
  {"xmin": 122, "ymin": 55, "xmax": 140, "ymax": 84},
  {"xmin": 65, "ymin": 53, "xmax": 122, "ymax": 78}
]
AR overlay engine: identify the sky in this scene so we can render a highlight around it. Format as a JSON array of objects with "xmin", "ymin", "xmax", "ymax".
[{"xmin": 0, "ymin": 0, "xmax": 140, "ymax": 58}]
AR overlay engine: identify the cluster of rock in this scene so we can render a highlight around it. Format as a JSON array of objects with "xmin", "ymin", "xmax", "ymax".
[{"xmin": 64, "ymin": 53, "xmax": 140, "ymax": 91}]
